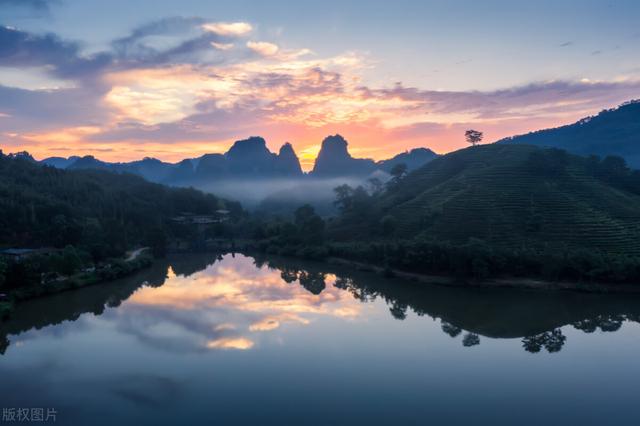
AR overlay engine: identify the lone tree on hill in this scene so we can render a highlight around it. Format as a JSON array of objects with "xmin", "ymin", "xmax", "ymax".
[{"xmin": 465, "ymin": 129, "xmax": 483, "ymax": 147}]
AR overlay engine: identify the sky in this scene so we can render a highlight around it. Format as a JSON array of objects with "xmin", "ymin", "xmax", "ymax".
[{"xmin": 1, "ymin": 0, "xmax": 640, "ymax": 170}]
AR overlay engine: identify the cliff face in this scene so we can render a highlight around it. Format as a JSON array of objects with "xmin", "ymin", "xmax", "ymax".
[
  {"xmin": 193, "ymin": 137, "xmax": 304, "ymax": 179},
  {"xmin": 310, "ymin": 134, "xmax": 376, "ymax": 177},
  {"xmin": 275, "ymin": 142, "xmax": 303, "ymax": 176},
  {"xmin": 225, "ymin": 136, "xmax": 277, "ymax": 176}
]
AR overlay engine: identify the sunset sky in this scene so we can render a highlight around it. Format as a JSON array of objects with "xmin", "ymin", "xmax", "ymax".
[{"xmin": 1, "ymin": 0, "xmax": 640, "ymax": 170}]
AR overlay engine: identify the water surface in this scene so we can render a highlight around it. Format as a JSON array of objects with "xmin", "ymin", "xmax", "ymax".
[{"xmin": 1, "ymin": 253, "xmax": 640, "ymax": 425}]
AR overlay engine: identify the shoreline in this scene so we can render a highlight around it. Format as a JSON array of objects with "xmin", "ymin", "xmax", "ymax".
[
  {"xmin": 0, "ymin": 249, "xmax": 154, "ymax": 320},
  {"xmin": 326, "ymin": 257, "xmax": 640, "ymax": 294},
  {"xmin": 204, "ymin": 240, "xmax": 640, "ymax": 294}
]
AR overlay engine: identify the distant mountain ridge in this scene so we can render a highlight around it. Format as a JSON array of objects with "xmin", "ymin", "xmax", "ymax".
[
  {"xmin": 37, "ymin": 134, "xmax": 438, "ymax": 184},
  {"xmin": 498, "ymin": 99, "xmax": 640, "ymax": 168}
]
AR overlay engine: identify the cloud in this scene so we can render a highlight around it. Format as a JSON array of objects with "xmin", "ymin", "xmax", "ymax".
[
  {"xmin": 211, "ymin": 42, "xmax": 234, "ymax": 51},
  {"xmin": 201, "ymin": 22, "xmax": 252, "ymax": 36},
  {"xmin": 0, "ymin": 0, "xmax": 59, "ymax": 15},
  {"xmin": 3, "ymin": 16, "xmax": 640, "ymax": 165},
  {"xmin": 559, "ymin": 41, "xmax": 573, "ymax": 47},
  {"xmin": 112, "ymin": 17, "xmax": 205, "ymax": 57},
  {"xmin": 0, "ymin": 84, "xmax": 109, "ymax": 132},
  {"xmin": 0, "ymin": 25, "xmax": 111, "ymax": 80},
  {"xmin": 246, "ymin": 41, "xmax": 279, "ymax": 57},
  {"xmin": 111, "ymin": 17, "xmax": 253, "ymax": 67}
]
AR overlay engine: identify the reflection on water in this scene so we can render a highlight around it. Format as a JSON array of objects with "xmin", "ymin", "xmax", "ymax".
[
  {"xmin": 2, "ymin": 252, "xmax": 640, "ymax": 356},
  {"xmin": 2, "ymin": 253, "xmax": 640, "ymax": 425}
]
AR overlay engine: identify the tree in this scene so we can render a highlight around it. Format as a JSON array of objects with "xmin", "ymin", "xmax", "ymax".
[
  {"xmin": 333, "ymin": 184, "xmax": 355, "ymax": 213},
  {"xmin": 367, "ymin": 177, "xmax": 384, "ymax": 196},
  {"xmin": 294, "ymin": 204, "xmax": 325, "ymax": 244},
  {"xmin": 465, "ymin": 129, "xmax": 483, "ymax": 147}
]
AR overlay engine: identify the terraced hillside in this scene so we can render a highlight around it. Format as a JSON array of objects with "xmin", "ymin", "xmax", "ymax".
[{"xmin": 332, "ymin": 144, "xmax": 640, "ymax": 255}]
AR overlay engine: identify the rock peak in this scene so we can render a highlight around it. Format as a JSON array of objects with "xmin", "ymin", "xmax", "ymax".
[{"xmin": 311, "ymin": 134, "xmax": 375, "ymax": 177}]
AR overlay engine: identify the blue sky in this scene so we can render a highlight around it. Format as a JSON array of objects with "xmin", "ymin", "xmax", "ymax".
[{"xmin": 1, "ymin": 0, "xmax": 640, "ymax": 166}]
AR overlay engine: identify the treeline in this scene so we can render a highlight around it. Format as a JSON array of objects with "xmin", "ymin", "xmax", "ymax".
[
  {"xmin": 327, "ymin": 238, "xmax": 640, "ymax": 284},
  {"xmin": 0, "ymin": 153, "xmax": 245, "ymax": 294},
  {"xmin": 0, "ymin": 248, "xmax": 153, "ymax": 301},
  {"xmin": 0, "ymin": 153, "xmax": 243, "ymax": 258}
]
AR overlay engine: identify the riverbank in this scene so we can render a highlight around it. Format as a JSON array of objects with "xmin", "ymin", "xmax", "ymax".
[
  {"xmin": 205, "ymin": 239, "xmax": 640, "ymax": 293},
  {"xmin": 326, "ymin": 257, "xmax": 640, "ymax": 294},
  {"xmin": 0, "ymin": 248, "xmax": 154, "ymax": 320}
]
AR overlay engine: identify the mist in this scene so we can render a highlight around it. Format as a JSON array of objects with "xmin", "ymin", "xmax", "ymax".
[{"xmin": 194, "ymin": 175, "xmax": 385, "ymax": 216}]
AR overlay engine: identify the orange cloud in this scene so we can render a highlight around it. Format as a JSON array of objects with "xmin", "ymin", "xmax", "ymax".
[
  {"xmin": 201, "ymin": 22, "xmax": 253, "ymax": 36},
  {"xmin": 124, "ymin": 254, "xmax": 363, "ymax": 351},
  {"xmin": 206, "ymin": 337, "xmax": 254, "ymax": 350},
  {"xmin": 246, "ymin": 41, "xmax": 279, "ymax": 57}
]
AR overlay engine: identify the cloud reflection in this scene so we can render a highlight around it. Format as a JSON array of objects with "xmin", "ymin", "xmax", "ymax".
[{"xmin": 121, "ymin": 254, "xmax": 362, "ymax": 352}]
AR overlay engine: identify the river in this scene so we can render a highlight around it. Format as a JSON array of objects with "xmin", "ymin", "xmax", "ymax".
[{"xmin": 1, "ymin": 253, "xmax": 639, "ymax": 425}]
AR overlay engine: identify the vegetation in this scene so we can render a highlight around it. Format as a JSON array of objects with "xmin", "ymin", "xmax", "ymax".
[
  {"xmin": 247, "ymin": 144, "xmax": 640, "ymax": 285},
  {"xmin": 498, "ymin": 99, "xmax": 640, "ymax": 168},
  {"xmin": 0, "ymin": 152, "xmax": 245, "ymax": 301},
  {"xmin": 0, "ymin": 153, "xmax": 243, "ymax": 258},
  {"xmin": 465, "ymin": 129, "xmax": 483, "ymax": 147}
]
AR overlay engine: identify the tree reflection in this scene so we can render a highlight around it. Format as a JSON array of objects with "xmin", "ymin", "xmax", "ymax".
[
  {"xmin": 280, "ymin": 267, "xmax": 299, "ymax": 284},
  {"xmin": 298, "ymin": 271, "xmax": 326, "ymax": 295},
  {"xmin": 260, "ymin": 255, "xmax": 640, "ymax": 353},
  {"xmin": 462, "ymin": 333, "xmax": 480, "ymax": 347},
  {"xmin": 522, "ymin": 329, "xmax": 566, "ymax": 353},
  {"xmin": 441, "ymin": 321, "xmax": 462, "ymax": 337},
  {"xmin": 4, "ymin": 252, "xmax": 640, "ymax": 356},
  {"xmin": 389, "ymin": 301, "xmax": 408, "ymax": 320},
  {"xmin": 573, "ymin": 314, "xmax": 625, "ymax": 333}
]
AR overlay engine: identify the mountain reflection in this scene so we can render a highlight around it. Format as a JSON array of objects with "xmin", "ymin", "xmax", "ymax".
[{"xmin": 2, "ymin": 252, "xmax": 640, "ymax": 355}]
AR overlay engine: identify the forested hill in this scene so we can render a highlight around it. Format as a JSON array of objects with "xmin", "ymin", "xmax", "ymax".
[
  {"xmin": 0, "ymin": 152, "xmax": 243, "ymax": 260},
  {"xmin": 497, "ymin": 100, "xmax": 640, "ymax": 168},
  {"xmin": 330, "ymin": 144, "xmax": 640, "ymax": 255}
]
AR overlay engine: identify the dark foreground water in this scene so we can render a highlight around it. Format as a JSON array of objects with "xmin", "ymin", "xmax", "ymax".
[{"xmin": 1, "ymin": 253, "xmax": 640, "ymax": 426}]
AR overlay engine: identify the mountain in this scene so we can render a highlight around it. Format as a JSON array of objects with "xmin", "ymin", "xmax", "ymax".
[
  {"xmin": 377, "ymin": 147, "xmax": 438, "ymax": 172},
  {"xmin": 37, "ymin": 135, "xmax": 435, "ymax": 183},
  {"xmin": 195, "ymin": 154, "xmax": 227, "ymax": 180},
  {"xmin": 225, "ymin": 136, "xmax": 278, "ymax": 176},
  {"xmin": 331, "ymin": 144, "xmax": 640, "ymax": 255},
  {"xmin": 6, "ymin": 151, "xmax": 36, "ymax": 162},
  {"xmin": 310, "ymin": 134, "xmax": 377, "ymax": 177},
  {"xmin": 41, "ymin": 156, "xmax": 79, "ymax": 169},
  {"xmin": 498, "ymin": 99, "xmax": 640, "ymax": 168},
  {"xmin": 124, "ymin": 157, "xmax": 176, "ymax": 182},
  {"xmin": 275, "ymin": 142, "xmax": 303, "ymax": 176},
  {"xmin": 59, "ymin": 136, "xmax": 305, "ymax": 184},
  {"xmin": 67, "ymin": 155, "xmax": 112, "ymax": 171}
]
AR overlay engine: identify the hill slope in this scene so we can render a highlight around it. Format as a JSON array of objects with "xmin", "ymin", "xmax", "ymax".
[
  {"xmin": 0, "ymin": 153, "xmax": 241, "ymax": 257},
  {"xmin": 498, "ymin": 100, "xmax": 640, "ymax": 168},
  {"xmin": 331, "ymin": 144, "xmax": 640, "ymax": 255}
]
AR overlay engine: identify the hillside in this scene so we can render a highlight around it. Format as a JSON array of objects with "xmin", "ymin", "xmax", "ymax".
[
  {"xmin": 0, "ymin": 152, "xmax": 242, "ymax": 258},
  {"xmin": 330, "ymin": 144, "xmax": 640, "ymax": 255},
  {"xmin": 377, "ymin": 147, "xmax": 438, "ymax": 173},
  {"xmin": 498, "ymin": 100, "xmax": 640, "ymax": 168}
]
